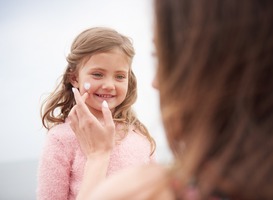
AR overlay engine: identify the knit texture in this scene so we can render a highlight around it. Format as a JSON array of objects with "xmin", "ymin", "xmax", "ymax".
[{"xmin": 37, "ymin": 122, "xmax": 155, "ymax": 200}]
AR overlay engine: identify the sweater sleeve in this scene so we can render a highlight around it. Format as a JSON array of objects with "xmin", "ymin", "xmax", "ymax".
[{"xmin": 37, "ymin": 129, "xmax": 72, "ymax": 200}]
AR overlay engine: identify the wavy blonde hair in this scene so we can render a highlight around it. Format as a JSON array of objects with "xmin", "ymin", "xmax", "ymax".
[{"xmin": 41, "ymin": 27, "xmax": 155, "ymax": 154}]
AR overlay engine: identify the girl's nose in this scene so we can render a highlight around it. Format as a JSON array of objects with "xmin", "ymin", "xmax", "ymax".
[{"xmin": 102, "ymin": 79, "xmax": 115, "ymax": 90}]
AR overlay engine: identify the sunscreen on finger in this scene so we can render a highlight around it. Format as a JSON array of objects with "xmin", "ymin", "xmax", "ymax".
[{"xmin": 102, "ymin": 100, "xmax": 108, "ymax": 108}]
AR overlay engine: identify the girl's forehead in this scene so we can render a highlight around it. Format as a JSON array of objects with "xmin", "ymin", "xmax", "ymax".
[
  {"xmin": 83, "ymin": 49, "xmax": 130, "ymax": 63},
  {"xmin": 85, "ymin": 65, "xmax": 129, "ymax": 73},
  {"xmin": 80, "ymin": 52, "xmax": 131, "ymax": 72}
]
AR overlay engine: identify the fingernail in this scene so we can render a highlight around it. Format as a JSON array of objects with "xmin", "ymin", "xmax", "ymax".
[
  {"xmin": 72, "ymin": 87, "xmax": 76, "ymax": 93},
  {"xmin": 102, "ymin": 100, "xmax": 108, "ymax": 108},
  {"xmin": 84, "ymin": 82, "xmax": 91, "ymax": 90}
]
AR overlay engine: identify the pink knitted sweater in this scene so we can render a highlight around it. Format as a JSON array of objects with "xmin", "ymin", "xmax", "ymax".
[{"xmin": 37, "ymin": 122, "xmax": 155, "ymax": 200}]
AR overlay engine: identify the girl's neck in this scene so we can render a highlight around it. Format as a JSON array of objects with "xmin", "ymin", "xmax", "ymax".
[
  {"xmin": 88, "ymin": 107, "xmax": 104, "ymax": 121},
  {"xmin": 86, "ymin": 105, "xmax": 114, "ymax": 122}
]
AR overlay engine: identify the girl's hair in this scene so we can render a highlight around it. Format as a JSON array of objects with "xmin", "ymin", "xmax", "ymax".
[
  {"xmin": 155, "ymin": 0, "xmax": 273, "ymax": 199},
  {"xmin": 41, "ymin": 27, "xmax": 155, "ymax": 154}
]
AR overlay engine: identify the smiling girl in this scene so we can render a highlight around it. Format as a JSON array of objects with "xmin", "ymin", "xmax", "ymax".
[{"xmin": 37, "ymin": 27, "xmax": 156, "ymax": 200}]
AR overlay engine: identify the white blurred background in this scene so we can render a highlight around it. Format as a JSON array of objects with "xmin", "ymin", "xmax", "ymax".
[{"xmin": 0, "ymin": 0, "xmax": 172, "ymax": 199}]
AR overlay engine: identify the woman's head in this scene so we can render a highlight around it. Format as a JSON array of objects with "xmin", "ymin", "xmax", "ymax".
[
  {"xmin": 154, "ymin": 0, "xmax": 273, "ymax": 198},
  {"xmin": 41, "ymin": 27, "xmax": 137, "ymax": 128}
]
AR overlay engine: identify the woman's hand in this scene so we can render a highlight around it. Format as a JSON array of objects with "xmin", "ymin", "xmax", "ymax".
[{"xmin": 68, "ymin": 87, "xmax": 115, "ymax": 158}]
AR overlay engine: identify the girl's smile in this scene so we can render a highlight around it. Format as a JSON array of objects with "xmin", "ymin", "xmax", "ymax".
[{"xmin": 94, "ymin": 93, "xmax": 116, "ymax": 101}]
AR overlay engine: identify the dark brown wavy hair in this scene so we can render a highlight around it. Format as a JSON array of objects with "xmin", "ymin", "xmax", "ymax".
[
  {"xmin": 155, "ymin": 0, "xmax": 273, "ymax": 199},
  {"xmin": 41, "ymin": 27, "xmax": 155, "ymax": 154}
]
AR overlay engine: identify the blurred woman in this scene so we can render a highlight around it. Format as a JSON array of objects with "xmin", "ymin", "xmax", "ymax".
[{"xmin": 71, "ymin": 0, "xmax": 273, "ymax": 199}]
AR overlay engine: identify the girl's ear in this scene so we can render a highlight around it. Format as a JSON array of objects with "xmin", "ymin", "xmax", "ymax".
[{"xmin": 70, "ymin": 74, "xmax": 79, "ymax": 88}]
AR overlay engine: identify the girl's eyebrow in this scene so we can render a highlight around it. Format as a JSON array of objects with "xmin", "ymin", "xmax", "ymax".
[
  {"xmin": 85, "ymin": 67, "xmax": 106, "ymax": 72},
  {"xmin": 115, "ymin": 70, "xmax": 129, "ymax": 73},
  {"xmin": 86, "ymin": 66, "xmax": 105, "ymax": 71},
  {"xmin": 87, "ymin": 67, "xmax": 129, "ymax": 73}
]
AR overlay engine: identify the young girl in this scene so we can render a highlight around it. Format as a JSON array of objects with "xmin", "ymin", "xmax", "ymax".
[{"xmin": 37, "ymin": 27, "xmax": 156, "ymax": 200}]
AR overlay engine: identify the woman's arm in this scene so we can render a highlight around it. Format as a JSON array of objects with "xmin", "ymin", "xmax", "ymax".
[
  {"xmin": 68, "ymin": 88, "xmax": 115, "ymax": 199},
  {"xmin": 88, "ymin": 164, "xmax": 174, "ymax": 200},
  {"xmin": 68, "ymin": 88, "xmax": 174, "ymax": 200},
  {"xmin": 76, "ymin": 153, "xmax": 111, "ymax": 200}
]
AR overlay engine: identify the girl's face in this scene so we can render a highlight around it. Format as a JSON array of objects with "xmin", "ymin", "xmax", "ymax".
[{"xmin": 73, "ymin": 49, "xmax": 130, "ymax": 117}]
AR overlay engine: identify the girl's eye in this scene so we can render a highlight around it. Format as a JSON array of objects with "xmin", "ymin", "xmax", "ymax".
[
  {"xmin": 92, "ymin": 73, "xmax": 103, "ymax": 78},
  {"xmin": 116, "ymin": 74, "xmax": 126, "ymax": 80}
]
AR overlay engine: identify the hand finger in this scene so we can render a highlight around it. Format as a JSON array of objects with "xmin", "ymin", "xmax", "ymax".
[
  {"xmin": 72, "ymin": 87, "xmax": 86, "ymax": 105},
  {"xmin": 68, "ymin": 105, "xmax": 79, "ymax": 132},
  {"xmin": 72, "ymin": 88, "xmax": 94, "ymax": 119},
  {"xmin": 101, "ymin": 100, "xmax": 115, "ymax": 132},
  {"xmin": 82, "ymin": 92, "xmax": 89, "ymax": 102}
]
